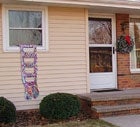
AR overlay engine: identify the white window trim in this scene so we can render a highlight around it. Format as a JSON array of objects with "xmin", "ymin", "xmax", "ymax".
[
  {"xmin": 130, "ymin": 15, "xmax": 140, "ymax": 73},
  {"xmin": 2, "ymin": 4, "xmax": 48, "ymax": 52}
]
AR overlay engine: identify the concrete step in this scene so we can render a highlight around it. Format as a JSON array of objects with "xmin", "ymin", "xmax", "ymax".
[
  {"xmin": 79, "ymin": 89, "xmax": 140, "ymax": 118},
  {"xmin": 92, "ymin": 97, "xmax": 140, "ymax": 106},
  {"xmin": 92, "ymin": 103, "xmax": 140, "ymax": 118},
  {"xmin": 79, "ymin": 91, "xmax": 140, "ymax": 106}
]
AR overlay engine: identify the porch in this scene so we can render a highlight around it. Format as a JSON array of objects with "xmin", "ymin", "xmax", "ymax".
[{"xmin": 79, "ymin": 88, "xmax": 140, "ymax": 118}]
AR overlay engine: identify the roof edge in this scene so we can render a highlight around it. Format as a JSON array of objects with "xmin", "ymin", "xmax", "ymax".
[{"xmin": 0, "ymin": 0, "xmax": 140, "ymax": 10}]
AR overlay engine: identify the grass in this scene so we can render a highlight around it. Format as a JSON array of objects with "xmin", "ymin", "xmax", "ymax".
[{"xmin": 28, "ymin": 119, "xmax": 118, "ymax": 127}]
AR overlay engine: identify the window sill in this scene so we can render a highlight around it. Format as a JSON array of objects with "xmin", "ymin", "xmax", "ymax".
[
  {"xmin": 130, "ymin": 69, "xmax": 140, "ymax": 74},
  {"xmin": 4, "ymin": 46, "xmax": 48, "ymax": 52}
]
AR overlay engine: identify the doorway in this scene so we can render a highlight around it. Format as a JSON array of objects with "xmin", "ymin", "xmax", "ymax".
[{"xmin": 89, "ymin": 14, "xmax": 117, "ymax": 90}]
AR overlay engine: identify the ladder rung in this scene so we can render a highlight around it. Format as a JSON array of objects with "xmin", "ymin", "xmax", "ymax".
[
  {"xmin": 23, "ymin": 73, "xmax": 36, "ymax": 78},
  {"xmin": 22, "ymin": 52, "xmax": 37, "ymax": 58},
  {"xmin": 24, "ymin": 62, "xmax": 36, "ymax": 68},
  {"xmin": 24, "ymin": 81, "xmax": 36, "ymax": 86}
]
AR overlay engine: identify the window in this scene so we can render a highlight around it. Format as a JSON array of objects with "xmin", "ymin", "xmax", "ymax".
[
  {"xmin": 130, "ymin": 17, "xmax": 140, "ymax": 72},
  {"xmin": 3, "ymin": 5, "xmax": 48, "ymax": 51}
]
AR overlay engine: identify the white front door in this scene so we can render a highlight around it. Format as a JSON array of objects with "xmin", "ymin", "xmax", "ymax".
[{"xmin": 89, "ymin": 14, "xmax": 117, "ymax": 90}]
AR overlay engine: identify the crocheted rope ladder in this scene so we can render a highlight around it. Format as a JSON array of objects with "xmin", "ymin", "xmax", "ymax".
[{"xmin": 20, "ymin": 45, "xmax": 39, "ymax": 100}]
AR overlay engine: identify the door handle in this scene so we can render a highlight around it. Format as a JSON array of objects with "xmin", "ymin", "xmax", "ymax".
[{"xmin": 113, "ymin": 47, "xmax": 115, "ymax": 54}]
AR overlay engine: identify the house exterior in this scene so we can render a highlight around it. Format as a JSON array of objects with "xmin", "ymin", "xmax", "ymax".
[{"xmin": 0, "ymin": 0, "xmax": 140, "ymax": 110}]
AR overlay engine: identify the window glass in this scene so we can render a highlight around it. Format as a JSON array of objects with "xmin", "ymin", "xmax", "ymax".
[
  {"xmin": 9, "ymin": 10, "xmax": 42, "ymax": 28},
  {"xmin": 9, "ymin": 30, "xmax": 42, "ymax": 46},
  {"xmin": 89, "ymin": 47, "xmax": 112, "ymax": 73},
  {"xmin": 130, "ymin": 18, "xmax": 140, "ymax": 69},
  {"xmin": 89, "ymin": 18, "xmax": 112, "ymax": 44},
  {"xmin": 8, "ymin": 10, "xmax": 42, "ymax": 47}
]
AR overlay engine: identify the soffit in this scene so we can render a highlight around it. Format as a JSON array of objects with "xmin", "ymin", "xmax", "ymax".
[{"xmin": 0, "ymin": 0, "xmax": 140, "ymax": 14}]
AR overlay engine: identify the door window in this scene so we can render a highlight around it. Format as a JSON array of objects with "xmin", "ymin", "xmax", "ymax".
[
  {"xmin": 89, "ymin": 47, "xmax": 112, "ymax": 73},
  {"xmin": 89, "ymin": 18, "xmax": 112, "ymax": 44}
]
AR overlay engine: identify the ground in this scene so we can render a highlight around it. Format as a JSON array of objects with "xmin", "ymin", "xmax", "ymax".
[
  {"xmin": 29, "ymin": 119, "xmax": 117, "ymax": 127},
  {"xmin": 0, "ymin": 110, "xmax": 117, "ymax": 127}
]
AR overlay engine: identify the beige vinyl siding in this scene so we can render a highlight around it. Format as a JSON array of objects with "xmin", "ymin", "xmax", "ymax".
[{"xmin": 0, "ymin": 6, "xmax": 88, "ymax": 110}]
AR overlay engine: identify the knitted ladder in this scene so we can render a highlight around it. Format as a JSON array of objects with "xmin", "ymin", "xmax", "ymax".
[{"xmin": 20, "ymin": 44, "xmax": 39, "ymax": 100}]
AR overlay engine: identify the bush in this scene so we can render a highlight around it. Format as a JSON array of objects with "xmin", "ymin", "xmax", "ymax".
[
  {"xmin": 39, "ymin": 93, "xmax": 81, "ymax": 120},
  {"xmin": 0, "ymin": 97, "xmax": 16, "ymax": 123}
]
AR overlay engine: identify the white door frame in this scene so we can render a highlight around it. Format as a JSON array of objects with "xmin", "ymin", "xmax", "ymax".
[{"xmin": 89, "ymin": 13, "xmax": 117, "ymax": 90}]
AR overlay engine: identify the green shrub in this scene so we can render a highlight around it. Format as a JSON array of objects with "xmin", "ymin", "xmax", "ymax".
[
  {"xmin": 39, "ymin": 93, "xmax": 81, "ymax": 120},
  {"xmin": 0, "ymin": 97, "xmax": 16, "ymax": 123}
]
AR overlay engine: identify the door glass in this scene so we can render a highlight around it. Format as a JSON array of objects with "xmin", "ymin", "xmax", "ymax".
[
  {"xmin": 89, "ymin": 18, "xmax": 112, "ymax": 44},
  {"xmin": 89, "ymin": 47, "xmax": 112, "ymax": 73}
]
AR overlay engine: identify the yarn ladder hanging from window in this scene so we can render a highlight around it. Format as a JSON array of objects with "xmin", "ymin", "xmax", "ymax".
[{"xmin": 20, "ymin": 45, "xmax": 39, "ymax": 100}]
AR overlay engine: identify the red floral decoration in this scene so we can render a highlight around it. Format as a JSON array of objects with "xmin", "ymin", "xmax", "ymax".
[{"xmin": 125, "ymin": 35, "xmax": 131, "ymax": 45}]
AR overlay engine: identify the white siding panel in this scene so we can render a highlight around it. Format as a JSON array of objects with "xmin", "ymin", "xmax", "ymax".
[
  {"xmin": 50, "ymin": 28, "xmax": 85, "ymax": 33},
  {"xmin": 47, "ymin": 41, "xmax": 85, "ymax": 45},
  {"xmin": 49, "ymin": 20, "xmax": 85, "ymax": 25},
  {"xmin": 49, "ymin": 16, "xmax": 85, "ymax": 20},
  {"xmin": 0, "ymin": 6, "xmax": 88, "ymax": 110}
]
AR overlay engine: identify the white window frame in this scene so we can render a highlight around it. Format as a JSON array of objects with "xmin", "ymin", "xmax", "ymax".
[
  {"xmin": 2, "ymin": 5, "xmax": 48, "ymax": 52},
  {"xmin": 130, "ymin": 15, "xmax": 140, "ymax": 73}
]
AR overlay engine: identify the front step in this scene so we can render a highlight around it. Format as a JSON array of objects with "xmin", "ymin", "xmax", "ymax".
[
  {"xmin": 79, "ymin": 89, "xmax": 140, "ymax": 118},
  {"xmin": 92, "ymin": 103, "xmax": 140, "ymax": 118},
  {"xmin": 92, "ymin": 97, "xmax": 140, "ymax": 106}
]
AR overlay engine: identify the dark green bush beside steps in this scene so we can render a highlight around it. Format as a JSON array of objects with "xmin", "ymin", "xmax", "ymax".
[
  {"xmin": 0, "ymin": 97, "xmax": 16, "ymax": 123},
  {"xmin": 39, "ymin": 93, "xmax": 81, "ymax": 120}
]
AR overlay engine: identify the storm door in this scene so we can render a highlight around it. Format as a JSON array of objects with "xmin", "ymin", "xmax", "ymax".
[{"xmin": 89, "ymin": 15, "xmax": 117, "ymax": 90}]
